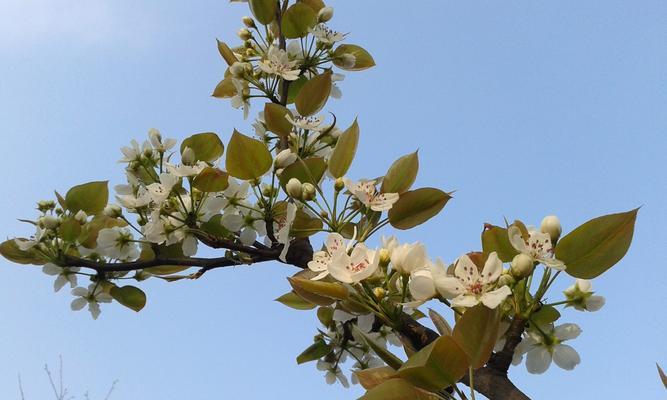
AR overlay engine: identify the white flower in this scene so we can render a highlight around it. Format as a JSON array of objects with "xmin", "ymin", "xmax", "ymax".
[
  {"xmin": 285, "ymin": 114, "xmax": 324, "ymax": 131},
  {"xmin": 316, "ymin": 360, "xmax": 349, "ymax": 388},
  {"xmin": 277, "ymin": 202, "xmax": 298, "ymax": 262},
  {"xmin": 508, "ymin": 225, "xmax": 565, "ymax": 270},
  {"xmin": 435, "ymin": 252, "xmax": 512, "ymax": 309},
  {"xmin": 311, "ymin": 23, "xmax": 347, "ymax": 45},
  {"xmin": 328, "ymin": 243, "xmax": 379, "ymax": 284},
  {"xmin": 342, "ymin": 178, "xmax": 399, "ymax": 212},
  {"xmin": 74, "ymin": 210, "xmax": 88, "ymax": 223},
  {"xmin": 222, "ymin": 210, "xmax": 268, "ymax": 246},
  {"xmin": 330, "ymin": 73, "xmax": 344, "ymax": 99},
  {"xmin": 70, "ymin": 284, "xmax": 113, "ymax": 320},
  {"xmin": 221, "ymin": 179, "xmax": 251, "ymax": 212},
  {"xmin": 119, "ymin": 139, "xmax": 152, "ymax": 163},
  {"xmin": 182, "ymin": 234, "xmax": 198, "ymax": 257},
  {"xmin": 15, "ymin": 226, "xmax": 45, "ymax": 251},
  {"xmin": 96, "ymin": 227, "xmax": 140, "ymax": 261},
  {"xmin": 274, "ymin": 149, "xmax": 298, "ymax": 169},
  {"xmin": 308, "ymin": 232, "xmax": 348, "ymax": 280},
  {"xmin": 563, "ymin": 279, "xmax": 605, "ymax": 312},
  {"xmin": 167, "ymin": 160, "xmax": 207, "ymax": 178},
  {"xmin": 408, "ymin": 259, "xmax": 447, "ymax": 301},
  {"xmin": 146, "ymin": 172, "xmax": 179, "ymax": 205},
  {"xmin": 231, "ymin": 78, "xmax": 250, "ymax": 119},
  {"xmin": 259, "ymin": 46, "xmax": 301, "ymax": 81},
  {"xmin": 390, "ymin": 242, "xmax": 427, "ymax": 275},
  {"xmin": 148, "ymin": 128, "xmax": 177, "ymax": 153},
  {"xmin": 513, "ymin": 323, "xmax": 582, "ymax": 374},
  {"xmin": 42, "ymin": 262, "xmax": 80, "ymax": 292},
  {"xmin": 115, "ymin": 186, "xmax": 151, "ymax": 210}
]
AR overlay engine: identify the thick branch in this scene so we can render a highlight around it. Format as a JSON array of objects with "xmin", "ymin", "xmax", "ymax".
[{"xmin": 487, "ymin": 316, "xmax": 527, "ymax": 373}]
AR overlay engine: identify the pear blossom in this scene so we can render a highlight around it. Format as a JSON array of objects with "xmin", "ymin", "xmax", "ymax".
[
  {"xmin": 70, "ymin": 284, "xmax": 113, "ymax": 320},
  {"xmin": 167, "ymin": 160, "xmax": 207, "ymax": 178},
  {"xmin": 231, "ymin": 78, "xmax": 250, "ymax": 119},
  {"xmin": 342, "ymin": 178, "xmax": 399, "ymax": 212},
  {"xmin": 220, "ymin": 179, "xmax": 251, "ymax": 212},
  {"xmin": 274, "ymin": 149, "xmax": 298, "ymax": 169},
  {"xmin": 435, "ymin": 252, "xmax": 512, "ymax": 309},
  {"xmin": 285, "ymin": 114, "xmax": 324, "ymax": 131},
  {"xmin": 277, "ymin": 202, "xmax": 298, "ymax": 262},
  {"xmin": 42, "ymin": 262, "xmax": 80, "ymax": 292},
  {"xmin": 115, "ymin": 186, "xmax": 151, "ymax": 210},
  {"xmin": 390, "ymin": 242, "xmax": 427, "ymax": 275},
  {"xmin": 96, "ymin": 227, "xmax": 140, "ymax": 261},
  {"xmin": 146, "ymin": 172, "xmax": 179, "ymax": 205},
  {"xmin": 259, "ymin": 46, "xmax": 301, "ymax": 81},
  {"xmin": 316, "ymin": 360, "xmax": 349, "ymax": 388},
  {"xmin": 119, "ymin": 139, "xmax": 151, "ymax": 163},
  {"xmin": 311, "ymin": 23, "xmax": 347, "ymax": 45},
  {"xmin": 408, "ymin": 259, "xmax": 448, "ymax": 301},
  {"xmin": 222, "ymin": 209, "xmax": 268, "ymax": 246},
  {"xmin": 15, "ymin": 226, "xmax": 45, "ymax": 251},
  {"xmin": 508, "ymin": 225, "xmax": 565, "ymax": 270},
  {"xmin": 308, "ymin": 233, "xmax": 348, "ymax": 280},
  {"xmin": 148, "ymin": 128, "xmax": 177, "ymax": 153},
  {"xmin": 328, "ymin": 243, "xmax": 379, "ymax": 284},
  {"xmin": 563, "ymin": 279, "xmax": 605, "ymax": 312},
  {"xmin": 513, "ymin": 323, "xmax": 582, "ymax": 374}
]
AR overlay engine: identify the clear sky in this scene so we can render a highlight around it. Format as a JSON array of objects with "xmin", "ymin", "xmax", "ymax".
[{"xmin": 0, "ymin": 1, "xmax": 665, "ymax": 399}]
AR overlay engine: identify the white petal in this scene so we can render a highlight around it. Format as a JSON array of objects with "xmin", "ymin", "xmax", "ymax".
[
  {"xmin": 182, "ymin": 235, "xmax": 198, "ymax": 257},
  {"xmin": 480, "ymin": 286, "xmax": 512, "ymax": 309},
  {"xmin": 332, "ymin": 309, "xmax": 355, "ymax": 322},
  {"xmin": 552, "ymin": 344, "xmax": 580, "ymax": 370},
  {"xmin": 409, "ymin": 269, "xmax": 436, "ymax": 301},
  {"xmin": 450, "ymin": 294, "xmax": 480, "ymax": 308},
  {"xmin": 434, "ymin": 276, "xmax": 465, "ymax": 299},
  {"xmin": 357, "ymin": 313, "xmax": 375, "ymax": 333},
  {"xmin": 88, "ymin": 302, "xmax": 102, "ymax": 320},
  {"xmin": 576, "ymin": 279, "xmax": 592, "ymax": 293},
  {"xmin": 507, "ymin": 226, "xmax": 528, "ymax": 253},
  {"xmin": 454, "ymin": 254, "xmax": 480, "ymax": 283},
  {"xmin": 71, "ymin": 287, "xmax": 89, "ymax": 297},
  {"xmin": 70, "ymin": 298, "xmax": 87, "ymax": 311},
  {"xmin": 222, "ymin": 214, "xmax": 244, "ymax": 231},
  {"xmin": 53, "ymin": 275, "xmax": 68, "ymax": 292},
  {"xmin": 239, "ymin": 227, "xmax": 257, "ymax": 246},
  {"xmin": 554, "ymin": 323, "xmax": 582, "ymax": 341},
  {"xmin": 541, "ymin": 257, "xmax": 566, "ymax": 270},
  {"xmin": 481, "ymin": 252, "xmax": 503, "ymax": 283},
  {"xmin": 42, "ymin": 262, "xmax": 62, "ymax": 276},
  {"xmin": 526, "ymin": 347, "xmax": 552, "ymax": 374},
  {"xmin": 585, "ymin": 295, "xmax": 605, "ymax": 311}
]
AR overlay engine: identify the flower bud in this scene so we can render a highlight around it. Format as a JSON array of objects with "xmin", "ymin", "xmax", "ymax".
[
  {"xmin": 302, "ymin": 183, "xmax": 317, "ymax": 201},
  {"xmin": 334, "ymin": 177, "xmax": 345, "ymax": 192},
  {"xmin": 229, "ymin": 62, "xmax": 246, "ymax": 78},
  {"xmin": 274, "ymin": 149, "xmax": 297, "ymax": 168},
  {"xmin": 103, "ymin": 204, "xmax": 123, "ymax": 218},
  {"xmin": 286, "ymin": 178, "xmax": 303, "ymax": 199},
  {"xmin": 318, "ymin": 6, "xmax": 334, "ymax": 22},
  {"xmin": 378, "ymin": 248, "xmax": 391, "ymax": 267},
  {"xmin": 74, "ymin": 210, "xmax": 88, "ymax": 223},
  {"xmin": 37, "ymin": 200, "xmax": 56, "ymax": 213},
  {"xmin": 40, "ymin": 215, "xmax": 59, "ymax": 229},
  {"xmin": 510, "ymin": 253, "xmax": 535, "ymax": 279},
  {"xmin": 339, "ymin": 53, "xmax": 356, "ymax": 69},
  {"xmin": 540, "ymin": 215, "xmax": 562, "ymax": 243},
  {"xmin": 242, "ymin": 16, "xmax": 256, "ymax": 28},
  {"xmin": 372, "ymin": 287, "xmax": 386, "ymax": 300},
  {"xmin": 237, "ymin": 28, "xmax": 252, "ymax": 41},
  {"xmin": 245, "ymin": 48, "xmax": 256, "ymax": 58},
  {"xmin": 498, "ymin": 273, "xmax": 515, "ymax": 287},
  {"xmin": 181, "ymin": 146, "xmax": 196, "ymax": 165}
]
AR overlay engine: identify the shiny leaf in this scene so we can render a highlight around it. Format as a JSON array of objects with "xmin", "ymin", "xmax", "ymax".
[
  {"xmin": 110, "ymin": 285, "xmax": 147, "ymax": 312},
  {"xmin": 181, "ymin": 132, "xmax": 224, "ymax": 163},
  {"xmin": 282, "ymin": 3, "xmax": 317, "ymax": 39},
  {"xmin": 193, "ymin": 167, "xmax": 230, "ymax": 192},
  {"xmin": 65, "ymin": 181, "xmax": 108, "ymax": 214},
  {"xmin": 327, "ymin": 118, "xmax": 359, "ymax": 178},
  {"xmin": 388, "ymin": 188, "xmax": 451, "ymax": 230},
  {"xmin": 226, "ymin": 130, "xmax": 273, "ymax": 180},
  {"xmin": 333, "ymin": 44, "xmax": 376, "ymax": 71},
  {"xmin": 295, "ymin": 70, "xmax": 332, "ymax": 116},
  {"xmin": 452, "ymin": 304, "xmax": 501, "ymax": 368},
  {"xmin": 381, "ymin": 151, "xmax": 419, "ymax": 194},
  {"xmin": 275, "ymin": 291, "xmax": 317, "ymax": 310},
  {"xmin": 249, "ymin": 0, "xmax": 277, "ymax": 25},
  {"xmin": 264, "ymin": 103, "xmax": 294, "ymax": 137}
]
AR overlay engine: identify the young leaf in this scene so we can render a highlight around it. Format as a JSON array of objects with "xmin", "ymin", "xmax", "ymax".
[
  {"xmin": 555, "ymin": 209, "xmax": 638, "ymax": 279},
  {"xmin": 275, "ymin": 291, "xmax": 317, "ymax": 310},
  {"xmin": 287, "ymin": 277, "xmax": 348, "ymax": 301},
  {"xmin": 657, "ymin": 363, "xmax": 667, "ymax": 389},
  {"xmin": 354, "ymin": 366, "xmax": 397, "ymax": 390},
  {"xmin": 295, "ymin": 70, "xmax": 332, "ymax": 116},
  {"xmin": 59, "ymin": 218, "xmax": 82, "ymax": 242},
  {"xmin": 0, "ymin": 240, "xmax": 45, "ymax": 265},
  {"xmin": 192, "ymin": 167, "xmax": 230, "ymax": 192},
  {"xmin": 212, "ymin": 77, "xmax": 237, "ymax": 98},
  {"xmin": 530, "ymin": 305, "xmax": 561, "ymax": 331},
  {"xmin": 281, "ymin": 3, "xmax": 317, "ymax": 39},
  {"xmin": 65, "ymin": 181, "xmax": 109, "ymax": 214},
  {"xmin": 482, "ymin": 224, "xmax": 520, "ymax": 262},
  {"xmin": 360, "ymin": 378, "xmax": 441, "ymax": 400},
  {"xmin": 428, "ymin": 308, "xmax": 452, "ymax": 336},
  {"xmin": 264, "ymin": 103, "xmax": 294, "ymax": 137},
  {"xmin": 216, "ymin": 39, "xmax": 238, "ymax": 66},
  {"xmin": 296, "ymin": 339, "xmax": 332, "ymax": 364},
  {"xmin": 388, "ymin": 188, "xmax": 451, "ymax": 230},
  {"xmin": 279, "ymin": 157, "xmax": 327, "ymax": 188},
  {"xmin": 226, "ymin": 130, "xmax": 272, "ymax": 180},
  {"xmin": 110, "ymin": 285, "xmax": 147, "ymax": 312},
  {"xmin": 354, "ymin": 326, "xmax": 405, "ymax": 370},
  {"xmin": 451, "ymin": 304, "xmax": 501, "ymax": 369},
  {"xmin": 381, "ymin": 151, "xmax": 419, "ymax": 194},
  {"xmin": 333, "ymin": 44, "xmax": 376, "ymax": 71},
  {"xmin": 248, "ymin": 0, "xmax": 277, "ymax": 25},
  {"xmin": 298, "ymin": 0, "xmax": 325, "ymax": 13},
  {"xmin": 180, "ymin": 132, "xmax": 224, "ymax": 163},
  {"xmin": 327, "ymin": 118, "xmax": 359, "ymax": 178}
]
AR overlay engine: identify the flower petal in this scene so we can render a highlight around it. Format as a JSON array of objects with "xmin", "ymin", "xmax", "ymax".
[
  {"xmin": 454, "ymin": 254, "xmax": 480, "ymax": 283},
  {"xmin": 480, "ymin": 285, "xmax": 512, "ymax": 309},
  {"xmin": 434, "ymin": 276, "xmax": 465, "ymax": 299},
  {"xmin": 552, "ymin": 344, "xmax": 580, "ymax": 370},
  {"xmin": 450, "ymin": 294, "xmax": 480, "ymax": 308},
  {"xmin": 526, "ymin": 347, "xmax": 552, "ymax": 374},
  {"xmin": 480, "ymin": 252, "xmax": 503, "ymax": 284},
  {"xmin": 70, "ymin": 298, "xmax": 87, "ymax": 311},
  {"xmin": 554, "ymin": 323, "xmax": 582, "ymax": 341}
]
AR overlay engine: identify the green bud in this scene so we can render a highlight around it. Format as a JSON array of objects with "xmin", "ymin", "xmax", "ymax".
[
  {"xmin": 510, "ymin": 253, "xmax": 535, "ymax": 279},
  {"xmin": 286, "ymin": 178, "xmax": 303, "ymax": 199},
  {"xmin": 103, "ymin": 204, "xmax": 123, "ymax": 218},
  {"xmin": 181, "ymin": 146, "xmax": 196, "ymax": 165},
  {"xmin": 237, "ymin": 28, "xmax": 252, "ymax": 41},
  {"xmin": 37, "ymin": 200, "xmax": 56, "ymax": 213},
  {"xmin": 334, "ymin": 177, "xmax": 345, "ymax": 192},
  {"xmin": 302, "ymin": 183, "xmax": 317, "ymax": 201},
  {"xmin": 318, "ymin": 7, "xmax": 334, "ymax": 23},
  {"xmin": 498, "ymin": 273, "xmax": 515, "ymax": 287},
  {"xmin": 242, "ymin": 16, "xmax": 256, "ymax": 28}
]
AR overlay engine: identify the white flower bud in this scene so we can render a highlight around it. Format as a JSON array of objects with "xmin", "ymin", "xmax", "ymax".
[
  {"xmin": 318, "ymin": 6, "xmax": 334, "ymax": 22},
  {"xmin": 74, "ymin": 210, "xmax": 88, "ymax": 223},
  {"xmin": 302, "ymin": 183, "xmax": 317, "ymax": 201},
  {"xmin": 510, "ymin": 253, "xmax": 535, "ymax": 278},
  {"xmin": 103, "ymin": 204, "xmax": 123, "ymax": 218},
  {"xmin": 378, "ymin": 248, "xmax": 391, "ymax": 266},
  {"xmin": 409, "ymin": 268, "xmax": 436, "ymax": 301},
  {"xmin": 237, "ymin": 28, "xmax": 252, "ymax": 41},
  {"xmin": 40, "ymin": 215, "xmax": 60, "ymax": 229},
  {"xmin": 286, "ymin": 178, "xmax": 303, "ymax": 199},
  {"xmin": 181, "ymin": 146, "xmax": 196, "ymax": 165},
  {"xmin": 148, "ymin": 128, "xmax": 161, "ymax": 145},
  {"xmin": 540, "ymin": 215, "xmax": 562, "ymax": 243},
  {"xmin": 229, "ymin": 62, "xmax": 246, "ymax": 78},
  {"xmin": 340, "ymin": 53, "xmax": 356, "ymax": 69},
  {"xmin": 334, "ymin": 177, "xmax": 345, "ymax": 192},
  {"xmin": 274, "ymin": 149, "xmax": 297, "ymax": 168},
  {"xmin": 37, "ymin": 200, "xmax": 56, "ymax": 213},
  {"xmin": 242, "ymin": 16, "xmax": 255, "ymax": 28}
]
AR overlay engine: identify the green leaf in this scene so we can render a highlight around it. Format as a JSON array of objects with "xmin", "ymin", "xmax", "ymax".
[
  {"xmin": 59, "ymin": 218, "xmax": 82, "ymax": 242},
  {"xmin": 555, "ymin": 209, "xmax": 638, "ymax": 279},
  {"xmin": 192, "ymin": 167, "xmax": 229, "ymax": 192},
  {"xmin": 286, "ymin": 75, "xmax": 307, "ymax": 104},
  {"xmin": 291, "ymin": 209, "xmax": 324, "ymax": 238},
  {"xmin": 288, "ymin": 277, "xmax": 348, "ymax": 301},
  {"xmin": 279, "ymin": 157, "xmax": 327, "ymax": 188},
  {"xmin": 397, "ymin": 335, "xmax": 469, "ymax": 392},
  {"xmin": 264, "ymin": 103, "xmax": 294, "ymax": 137},
  {"xmin": 226, "ymin": 130, "xmax": 273, "ymax": 180},
  {"xmin": 657, "ymin": 363, "xmax": 667, "ymax": 389},
  {"xmin": 181, "ymin": 132, "xmax": 224, "ymax": 163},
  {"xmin": 295, "ymin": 70, "xmax": 332, "ymax": 116},
  {"xmin": 428, "ymin": 308, "xmax": 452, "ymax": 336},
  {"xmin": 388, "ymin": 188, "xmax": 451, "ymax": 230},
  {"xmin": 381, "ymin": 151, "xmax": 419, "ymax": 194},
  {"xmin": 110, "ymin": 285, "xmax": 147, "ymax": 312},
  {"xmin": 354, "ymin": 366, "xmax": 397, "ymax": 390},
  {"xmin": 333, "ymin": 44, "xmax": 376, "ymax": 71},
  {"xmin": 216, "ymin": 39, "xmax": 238, "ymax": 66},
  {"xmin": 296, "ymin": 339, "xmax": 332, "ymax": 364},
  {"xmin": 200, "ymin": 214, "xmax": 231, "ymax": 238},
  {"xmin": 360, "ymin": 378, "xmax": 441, "ymax": 400},
  {"xmin": 530, "ymin": 305, "xmax": 561, "ymax": 331},
  {"xmin": 316, "ymin": 306, "xmax": 334, "ymax": 326},
  {"xmin": 327, "ymin": 118, "xmax": 359, "ymax": 178},
  {"xmin": 65, "ymin": 181, "xmax": 108, "ymax": 214},
  {"xmin": 451, "ymin": 305, "xmax": 501, "ymax": 369},
  {"xmin": 0, "ymin": 240, "xmax": 45, "ymax": 265},
  {"xmin": 354, "ymin": 326, "xmax": 404, "ymax": 370},
  {"xmin": 481, "ymin": 224, "xmax": 519, "ymax": 262},
  {"xmin": 275, "ymin": 291, "xmax": 317, "ymax": 310},
  {"xmin": 212, "ymin": 76, "xmax": 237, "ymax": 98},
  {"xmin": 281, "ymin": 3, "xmax": 317, "ymax": 39},
  {"xmin": 248, "ymin": 0, "xmax": 277, "ymax": 25},
  {"xmin": 298, "ymin": 0, "xmax": 325, "ymax": 12}
]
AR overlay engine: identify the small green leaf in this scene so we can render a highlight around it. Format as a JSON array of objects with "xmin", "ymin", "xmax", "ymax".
[
  {"xmin": 333, "ymin": 44, "xmax": 376, "ymax": 71},
  {"xmin": 397, "ymin": 335, "xmax": 469, "ymax": 392},
  {"xmin": 0, "ymin": 240, "xmax": 45, "ymax": 265},
  {"xmin": 248, "ymin": 0, "xmax": 277, "ymax": 25},
  {"xmin": 451, "ymin": 304, "xmax": 501, "ymax": 369},
  {"xmin": 297, "ymin": 0, "xmax": 325, "ymax": 12},
  {"xmin": 200, "ymin": 214, "xmax": 231, "ymax": 238},
  {"xmin": 381, "ymin": 151, "xmax": 419, "ymax": 194},
  {"xmin": 281, "ymin": 3, "xmax": 317, "ymax": 39},
  {"xmin": 657, "ymin": 363, "xmax": 667, "ymax": 389},
  {"xmin": 59, "ymin": 218, "xmax": 82, "ymax": 242},
  {"xmin": 288, "ymin": 277, "xmax": 348, "ymax": 301},
  {"xmin": 530, "ymin": 305, "xmax": 561, "ymax": 331},
  {"xmin": 65, "ymin": 181, "xmax": 108, "ymax": 214},
  {"xmin": 192, "ymin": 167, "xmax": 229, "ymax": 192},
  {"xmin": 354, "ymin": 366, "xmax": 397, "ymax": 390},
  {"xmin": 296, "ymin": 339, "xmax": 332, "ymax": 364},
  {"xmin": 110, "ymin": 285, "xmax": 147, "ymax": 312},
  {"xmin": 295, "ymin": 70, "xmax": 332, "ymax": 116},
  {"xmin": 279, "ymin": 157, "xmax": 327, "ymax": 188},
  {"xmin": 388, "ymin": 188, "xmax": 451, "ymax": 230},
  {"xmin": 212, "ymin": 77, "xmax": 237, "ymax": 98},
  {"xmin": 264, "ymin": 103, "xmax": 294, "ymax": 137},
  {"xmin": 286, "ymin": 75, "xmax": 307, "ymax": 104},
  {"xmin": 360, "ymin": 378, "xmax": 441, "ymax": 400},
  {"xmin": 275, "ymin": 291, "xmax": 317, "ymax": 310},
  {"xmin": 181, "ymin": 132, "xmax": 224, "ymax": 163},
  {"xmin": 555, "ymin": 209, "xmax": 638, "ymax": 279},
  {"xmin": 226, "ymin": 130, "xmax": 273, "ymax": 180},
  {"xmin": 482, "ymin": 224, "xmax": 520, "ymax": 262},
  {"xmin": 327, "ymin": 118, "xmax": 359, "ymax": 178},
  {"xmin": 354, "ymin": 326, "xmax": 404, "ymax": 370},
  {"xmin": 216, "ymin": 39, "xmax": 237, "ymax": 66},
  {"xmin": 428, "ymin": 308, "xmax": 452, "ymax": 336}
]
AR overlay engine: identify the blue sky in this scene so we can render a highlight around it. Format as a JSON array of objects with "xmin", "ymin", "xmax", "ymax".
[{"xmin": 0, "ymin": 1, "xmax": 665, "ymax": 399}]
